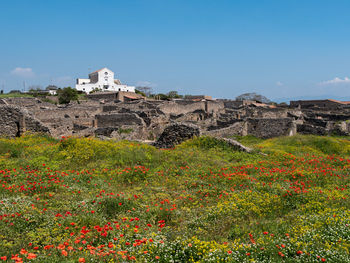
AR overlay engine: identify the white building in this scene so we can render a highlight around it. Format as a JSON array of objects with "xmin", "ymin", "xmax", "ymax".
[
  {"xmin": 75, "ymin": 67, "xmax": 135, "ymax": 94},
  {"xmin": 46, "ymin": 85, "xmax": 58, "ymax": 95}
]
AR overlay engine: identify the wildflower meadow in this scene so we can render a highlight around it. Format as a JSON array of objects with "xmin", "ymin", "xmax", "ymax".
[{"xmin": 0, "ymin": 134, "xmax": 349, "ymax": 262}]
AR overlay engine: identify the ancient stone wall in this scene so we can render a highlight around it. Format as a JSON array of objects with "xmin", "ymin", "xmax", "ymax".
[
  {"xmin": 243, "ymin": 118, "xmax": 296, "ymax": 138},
  {"xmin": 4, "ymin": 97, "xmax": 350, "ymax": 140},
  {"xmin": 153, "ymin": 123, "xmax": 200, "ymax": 148},
  {"xmin": 102, "ymin": 105, "xmax": 118, "ymax": 112},
  {"xmin": 87, "ymin": 92, "xmax": 118, "ymax": 101},
  {"xmin": 290, "ymin": 100, "xmax": 343, "ymax": 109},
  {"xmin": 158, "ymin": 101, "xmax": 205, "ymax": 115},
  {"xmin": 205, "ymin": 101, "xmax": 225, "ymax": 114},
  {"xmin": 243, "ymin": 107, "xmax": 289, "ymax": 119},
  {"xmin": 24, "ymin": 115, "xmax": 50, "ymax": 134},
  {"xmin": 0, "ymin": 105, "xmax": 49, "ymax": 137},
  {"xmin": 204, "ymin": 122, "xmax": 245, "ymax": 138},
  {"xmin": 95, "ymin": 113, "xmax": 145, "ymax": 128},
  {"xmin": 158, "ymin": 100, "xmax": 224, "ymax": 116},
  {"xmin": 223, "ymin": 100, "xmax": 244, "ymax": 109}
]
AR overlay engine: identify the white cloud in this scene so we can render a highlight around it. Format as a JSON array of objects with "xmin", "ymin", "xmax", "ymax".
[
  {"xmin": 49, "ymin": 76, "xmax": 74, "ymax": 87},
  {"xmin": 11, "ymin": 67, "xmax": 35, "ymax": 77},
  {"xmin": 276, "ymin": 81, "xmax": 283, "ymax": 86},
  {"xmin": 319, "ymin": 77, "xmax": 350, "ymax": 85},
  {"xmin": 135, "ymin": 80, "xmax": 157, "ymax": 87}
]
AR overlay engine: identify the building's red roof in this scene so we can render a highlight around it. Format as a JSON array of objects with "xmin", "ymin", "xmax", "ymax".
[
  {"xmin": 89, "ymin": 67, "xmax": 109, "ymax": 74},
  {"xmin": 124, "ymin": 95, "xmax": 140, "ymax": 100},
  {"xmin": 328, "ymin": 99, "xmax": 350, "ymax": 105}
]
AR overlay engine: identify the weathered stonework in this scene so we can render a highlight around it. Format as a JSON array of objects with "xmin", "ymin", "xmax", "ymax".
[
  {"xmin": 243, "ymin": 118, "xmax": 297, "ymax": 139},
  {"xmin": 0, "ymin": 105, "xmax": 49, "ymax": 137},
  {"xmin": 2, "ymin": 97, "xmax": 350, "ymax": 141},
  {"xmin": 95, "ymin": 113, "xmax": 145, "ymax": 128},
  {"xmin": 154, "ymin": 123, "xmax": 200, "ymax": 148}
]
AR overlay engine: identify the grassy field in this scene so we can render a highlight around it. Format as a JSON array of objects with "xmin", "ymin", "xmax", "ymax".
[
  {"xmin": 0, "ymin": 93, "xmax": 34, "ymax": 99},
  {"xmin": 0, "ymin": 134, "xmax": 349, "ymax": 262}
]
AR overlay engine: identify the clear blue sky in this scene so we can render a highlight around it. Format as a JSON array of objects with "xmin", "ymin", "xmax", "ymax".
[{"xmin": 1, "ymin": 0, "xmax": 350, "ymax": 101}]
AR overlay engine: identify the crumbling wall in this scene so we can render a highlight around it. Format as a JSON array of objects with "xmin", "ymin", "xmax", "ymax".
[
  {"xmin": 244, "ymin": 118, "xmax": 296, "ymax": 138},
  {"xmin": 158, "ymin": 101, "xmax": 206, "ymax": 115},
  {"xmin": 95, "ymin": 113, "xmax": 145, "ymax": 128},
  {"xmin": 24, "ymin": 116, "xmax": 50, "ymax": 134},
  {"xmin": 205, "ymin": 122, "xmax": 245, "ymax": 138},
  {"xmin": 244, "ymin": 107, "xmax": 289, "ymax": 118},
  {"xmin": 223, "ymin": 100, "xmax": 244, "ymax": 109},
  {"xmin": 154, "ymin": 123, "xmax": 200, "ymax": 148},
  {"xmin": 205, "ymin": 101, "xmax": 225, "ymax": 114},
  {"xmin": 0, "ymin": 105, "xmax": 49, "ymax": 137},
  {"xmin": 87, "ymin": 92, "xmax": 118, "ymax": 101}
]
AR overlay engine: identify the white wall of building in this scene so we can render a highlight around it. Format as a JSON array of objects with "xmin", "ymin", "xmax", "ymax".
[
  {"xmin": 75, "ymin": 68, "xmax": 135, "ymax": 94},
  {"xmin": 77, "ymin": 78, "xmax": 90, "ymax": 85},
  {"xmin": 48, "ymin": 90, "xmax": 57, "ymax": 95}
]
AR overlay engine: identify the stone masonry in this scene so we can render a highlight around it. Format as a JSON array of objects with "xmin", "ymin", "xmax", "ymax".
[{"xmin": 1, "ymin": 97, "xmax": 350, "ymax": 142}]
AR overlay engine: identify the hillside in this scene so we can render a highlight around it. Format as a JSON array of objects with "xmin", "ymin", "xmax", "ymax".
[{"xmin": 0, "ymin": 134, "xmax": 349, "ymax": 262}]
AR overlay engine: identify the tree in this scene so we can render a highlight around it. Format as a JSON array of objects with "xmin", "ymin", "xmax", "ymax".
[
  {"xmin": 155, "ymin": 93, "xmax": 169, "ymax": 100},
  {"xmin": 135, "ymin": 89, "xmax": 146, "ymax": 97},
  {"xmin": 136, "ymin": 86, "xmax": 152, "ymax": 97},
  {"xmin": 235, "ymin": 92, "xmax": 271, "ymax": 104},
  {"xmin": 29, "ymin": 85, "xmax": 45, "ymax": 97},
  {"xmin": 28, "ymin": 85, "xmax": 43, "ymax": 91},
  {"xmin": 9, "ymin": 90, "xmax": 22, "ymax": 94},
  {"xmin": 58, "ymin": 87, "xmax": 78, "ymax": 104},
  {"xmin": 167, "ymin": 91, "xmax": 182, "ymax": 99}
]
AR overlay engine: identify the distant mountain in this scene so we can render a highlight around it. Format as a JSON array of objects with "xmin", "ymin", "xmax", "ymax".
[{"xmin": 273, "ymin": 95, "xmax": 350, "ymax": 104}]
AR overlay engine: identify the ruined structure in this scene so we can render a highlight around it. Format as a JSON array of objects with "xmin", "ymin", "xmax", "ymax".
[
  {"xmin": 0, "ymin": 104, "xmax": 49, "ymax": 137},
  {"xmin": 290, "ymin": 99, "xmax": 350, "ymax": 109},
  {"xmin": 1, "ymin": 96, "xmax": 350, "ymax": 144},
  {"xmin": 154, "ymin": 123, "xmax": 200, "ymax": 148}
]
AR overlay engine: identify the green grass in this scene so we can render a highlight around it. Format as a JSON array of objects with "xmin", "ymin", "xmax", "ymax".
[
  {"xmin": 0, "ymin": 92, "xmax": 34, "ymax": 98},
  {"xmin": 0, "ymin": 134, "xmax": 349, "ymax": 262}
]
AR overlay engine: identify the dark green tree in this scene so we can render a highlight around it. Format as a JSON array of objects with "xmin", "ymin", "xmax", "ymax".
[
  {"xmin": 135, "ymin": 89, "xmax": 146, "ymax": 97},
  {"xmin": 58, "ymin": 87, "xmax": 78, "ymax": 104},
  {"xmin": 167, "ymin": 90, "xmax": 182, "ymax": 98}
]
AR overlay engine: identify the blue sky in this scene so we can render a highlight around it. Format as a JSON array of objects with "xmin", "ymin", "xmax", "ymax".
[{"xmin": 1, "ymin": 0, "xmax": 350, "ymax": 101}]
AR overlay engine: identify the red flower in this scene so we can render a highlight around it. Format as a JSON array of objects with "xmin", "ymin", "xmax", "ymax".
[
  {"xmin": 297, "ymin": 250, "xmax": 303, "ymax": 255},
  {"xmin": 27, "ymin": 253, "xmax": 37, "ymax": 259}
]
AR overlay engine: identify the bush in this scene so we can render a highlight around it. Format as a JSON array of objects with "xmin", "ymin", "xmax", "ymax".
[{"xmin": 57, "ymin": 87, "xmax": 78, "ymax": 104}]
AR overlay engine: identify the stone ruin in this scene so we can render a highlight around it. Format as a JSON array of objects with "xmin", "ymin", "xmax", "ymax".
[
  {"xmin": 0, "ymin": 104, "xmax": 49, "ymax": 137},
  {"xmin": 153, "ymin": 123, "xmax": 200, "ymax": 148},
  {"xmin": 1, "ymin": 96, "xmax": 350, "ymax": 147}
]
